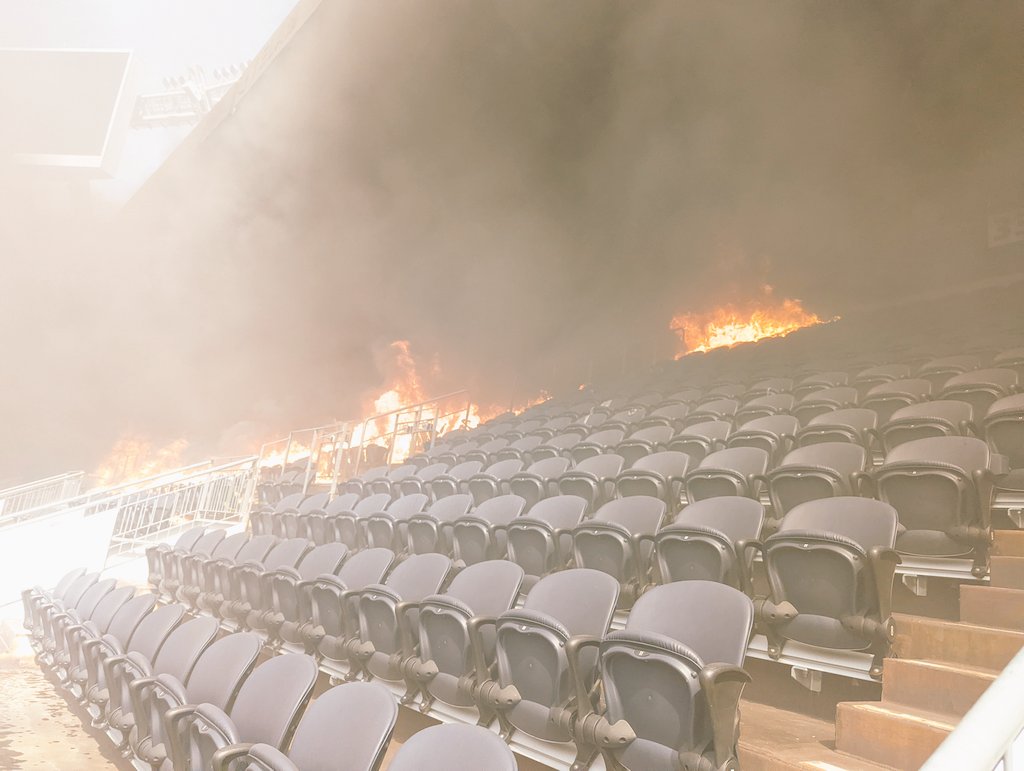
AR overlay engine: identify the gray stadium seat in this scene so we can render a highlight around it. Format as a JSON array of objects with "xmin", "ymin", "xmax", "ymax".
[
  {"xmin": 196, "ymin": 534, "xmax": 278, "ymax": 616},
  {"xmin": 451, "ymin": 494, "xmax": 527, "ymax": 565},
  {"xmin": 508, "ymin": 456, "xmax": 571, "ymax": 510},
  {"xmin": 684, "ymin": 398, "xmax": 740, "ymax": 428},
  {"xmin": 530, "ymin": 431, "xmax": 584, "ymax": 461},
  {"xmin": 615, "ymin": 450, "xmax": 690, "ymax": 509},
  {"xmin": 429, "ymin": 460, "xmax": 484, "ymax": 499},
  {"xmin": 467, "ymin": 458, "xmax": 525, "ymax": 505},
  {"xmin": 758, "ymin": 497, "xmax": 900, "ymax": 677},
  {"xmin": 940, "ymin": 367, "xmax": 1019, "ymax": 416},
  {"xmin": 860, "ymin": 378, "xmax": 933, "ymax": 424},
  {"xmin": 796, "ymin": 408, "xmax": 878, "ymax": 450},
  {"xmin": 362, "ymin": 493, "xmax": 429, "ymax": 551},
  {"xmin": 685, "ymin": 447, "xmax": 769, "ymax": 502},
  {"xmin": 793, "ymin": 371, "xmax": 849, "ymax": 400},
  {"xmin": 852, "ymin": 363, "xmax": 912, "ymax": 399},
  {"xmin": 388, "ymin": 723, "xmax": 518, "ymax": 771},
  {"xmin": 505, "ymin": 495, "xmax": 589, "ymax": 589},
  {"xmin": 397, "ymin": 461, "xmax": 450, "ymax": 497},
  {"xmin": 615, "ymin": 425, "xmax": 674, "ymax": 466},
  {"xmin": 405, "ymin": 494, "xmax": 474, "ymax": 555},
  {"xmin": 146, "ymin": 526, "xmax": 205, "ymax": 589},
  {"xmin": 793, "ymin": 386, "xmax": 859, "ymax": 425},
  {"xmin": 177, "ymin": 532, "xmax": 250, "ymax": 609},
  {"xmin": 727, "ymin": 414, "xmax": 800, "ymax": 464},
  {"xmin": 917, "ymin": 354, "xmax": 982, "ymax": 389},
  {"xmin": 67, "ymin": 593, "xmax": 157, "ymax": 697},
  {"xmin": 570, "ymin": 428, "xmax": 627, "ymax": 464},
  {"xmin": 879, "ymin": 400, "xmax": 976, "ymax": 452},
  {"xmin": 556, "ymin": 453, "xmax": 625, "ymax": 512},
  {"xmin": 667, "ymin": 420, "xmax": 732, "ymax": 466},
  {"xmin": 298, "ymin": 493, "xmax": 359, "ymax": 545},
  {"xmin": 985, "ymin": 394, "xmax": 1024, "ymax": 470},
  {"xmin": 327, "ymin": 493, "xmax": 393, "ymax": 549},
  {"xmin": 219, "ymin": 537, "xmax": 312, "ymax": 623},
  {"xmin": 760, "ymin": 442, "xmax": 869, "ymax": 527}
]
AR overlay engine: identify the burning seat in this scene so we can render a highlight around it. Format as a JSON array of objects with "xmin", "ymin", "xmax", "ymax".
[{"xmin": 756, "ymin": 497, "xmax": 900, "ymax": 678}]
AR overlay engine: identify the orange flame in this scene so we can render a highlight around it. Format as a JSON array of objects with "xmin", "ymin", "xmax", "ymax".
[
  {"xmin": 671, "ymin": 287, "xmax": 831, "ymax": 358},
  {"xmin": 93, "ymin": 436, "xmax": 190, "ymax": 487}
]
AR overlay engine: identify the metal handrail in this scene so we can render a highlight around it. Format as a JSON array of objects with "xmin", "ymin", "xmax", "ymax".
[
  {"xmin": 920, "ymin": 645, "xmax": 1024, "ymax": 770},
  {"xmin": 0, "ymin": 470, "xmax": 84, "ymax": 497}
]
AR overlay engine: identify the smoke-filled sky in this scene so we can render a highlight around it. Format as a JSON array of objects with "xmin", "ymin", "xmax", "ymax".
[{"xmin": 1, "ymin": 0, "xmax": 1021, "ymax": 482}]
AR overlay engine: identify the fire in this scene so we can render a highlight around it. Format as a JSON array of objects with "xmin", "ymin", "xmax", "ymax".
[
  {"xmin": 670, "ymin": 287, "xmax": 831, "ymax": 357},
  {"xmin": 93, "ymin": 435, "xmax": 189, "ymax": 487}
]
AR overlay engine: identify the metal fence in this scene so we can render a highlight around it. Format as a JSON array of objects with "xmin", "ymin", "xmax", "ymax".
[{"xmin": 0, "ymin": 471, "xmax": 85, "ymax": 520}]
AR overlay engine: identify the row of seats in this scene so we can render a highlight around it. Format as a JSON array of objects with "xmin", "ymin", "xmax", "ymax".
[
  {"xmin": 22, "ymin": 569, "xmax": 520, "ymax": 770},
  {"xmin": 144, "ymin": 525, "xmax": 758, "ymax": 770}
]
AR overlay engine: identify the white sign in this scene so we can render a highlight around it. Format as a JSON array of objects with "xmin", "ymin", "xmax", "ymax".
[{"xmin": 988, "ymin": 208, "xmax": 1024, "ymax": 249}]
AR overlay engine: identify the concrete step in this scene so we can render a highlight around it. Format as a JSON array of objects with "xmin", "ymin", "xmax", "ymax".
[
  {"xmin": 893, "ymin": 613, "xmax": 1024, "ymax": 670},
  {"xmin": 835, "ymin": 701, "xmax": 955, "ymax": 770},
  {"xmin": 881, "ymin": 658, "xmax": 997, "ymax": 717},
  {"xmin": 738, "ymin": 700, "xmax": 893, "ymax": 771},
  {"xmin": 961, "ymin": 584, "xmax": 1024, "ymax": 630},
  {"xmin": 993, "ymin": 529, "xmax": 1024, "ymax": 557},
  {"xmin": 990, "ymin": 556, "xmax": 1024, "ymax": 589}
]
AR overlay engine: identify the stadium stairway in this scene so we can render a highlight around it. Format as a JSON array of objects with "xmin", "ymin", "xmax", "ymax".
[{"xmin": 831, "ymin": 529, "xmax": 1024, "ymax": 770}]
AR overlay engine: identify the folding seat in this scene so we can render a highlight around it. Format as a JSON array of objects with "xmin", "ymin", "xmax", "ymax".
[
  {"xmin": 250, "ymin": 541, "xmax": 350, "ymax": 643},
  {"xmin": 458, "ymin": 437, "xmax": 510, "ymax": 466},
  {"xmin": 451, "ymin": 494, "xmax": 527, "ymax": 565},
  {"xmin": 275, "ymin": 492, "xmax": 331, "ymax": 539},
  {"xmin": 614, "ymin": 425, "xmax": 673, "ymax": 466},
  {"xmin": 84, "ymin": 603, "xmax": 186, "ymax": 723},
  {"xmin": 556, "ymin": 453, "xmax": 625, "ymax": 512},
  {"xmin": 994, "ymin": 347, "xmax": 1024, "ymax": 379},
  {"xmin": 128, "ymin": 631, "xmax": 262, "ymax": 769},
  {"xmin": 734, "ymin": 393, "xmax": 796, "ymax": 426},
  {"xmin": 156, "ymin": 528, "xmax": 227, "ymax": 600},
  {"xmin": 501, "ymin": 419, "xmax": 545, "ymax": 441},
  {"xmin": 744, "ymin": 377, "xmax": 794, "ymax": 399},
  {"xmin": 796, "ymin": 407, "xmax": 878, "ymax": 450},
  {"xmin": 250, "ymin": 492, "xmax": 305, "ymax": 537},
  {"xmin": 103, "ymin": 614, "xmax": 220, "ymax": 748},
  {"xmin": 661, "ymin": 388, "xmax": 703, "ymax": 407},
  {"xmin": 39, "ymin": 577, "xmax": 117, "ymax": 667},
  {"xmin": 852, "ymin": 363, "xmax": 913, "ymax": 399},
  {"xmin": 793, "ymin": 386, "xmax": 859, "ymax": 425},
  {"xmin": 569, "ymin": 428, "xmax": 627, "ymax": 463},
  {"xmin": 508, "ymin": 456, "xmax": 571, "ymax": 510},
  {"xmin": 653, "ymin": 497, "xmax": 765, "ymax": 589},
  {"xmin": 53, "ymin": 585, "xmax": 135, "ymax": 682},
  {"xmin": 209, "ymin": 682, "xmax": 398, "ymax": 771},
  {"xmin": 569, "ymin": 581, "xmax": 753, "ymax": 770},
  {"xmin": 406, "ymin": 494, "xmax": 474, "ymax": 555},
  {"xmin": 667, "ymin": 419, "xmax": 732, "ymax": 466},
  {"xmin": 362, "ymin": 493, "xmax": 429, "ymax": 551},
  {"xmin": 435, "ymin": 441, "xmax": 482, "ymax": 467},
  {"xmin": 326, "ymin": 492, "xmax": 393, "ymax": 548},
  {"xmin": 145, "ymin": 526, "xmax": 205, "ymax": 590},
  {"xmin": 22, "ymin": 566, "xmax": 86, "ymax": 635},
  {"xmin": 30, "ymin": 572, "xmax": 101, "ymax": 653},
  {"xmin": 337, "ymin": 465, "xmax": 385, "ymax": 497},
  {"xmin": 572, "ymin": 496, "xmax": 668, "ymax": 607},
  {"xmin": 364, "ymin": 464, "xmax": 418, "ymax": 497},
  {"xmin": 467, "ymin": 458, "xmax": 525, "ymax": 504},
  {"xmin": 295, "ymin": 492, "xmax": 358, "ymax": 544},
  {"xmin": 757, "ymin": 497, "xmax": 900, "ymax": 677},
  {"xmin": 708, "ymin": 383, "xmax": 745, "ymax": 399},
  {"xmin": 727, "ymin": 415, "xmax": 800, "ymax": 464},
  {"xmin": 868, "ymin": 436, "xmax": 1006, "ymax": 575},
  {"xmin": 917, "ymin": 353, "xmax": 983, "ymax": 389},
  {"xmin": 396, "ymin": 461, "xmax": 450, "ymax": 497},
  {"xmin": 347, "ymin": 553, "xmax": 454, "ymax": 681},
  {"xmin": 685, "ymin": 447, "xmax": 770, "ymax": 502},
  {"xmin": 858, "ymin": 378, "xmax": 932, "ymax": 424},
  {"xmin": 793, "ymin": 371, "xmax": 849, "ymax": 400},
  {"xmin": 940, "ymin": 367, "xmax": 1019, "ymax": 416},
  {"xmin": 474, "ymin": 568, "xmax": 619, "ymax": 746},
  {"xmin": 615, "ymin": 450, "xmax": 690, "ymax": 510},
  {"xmin": 389, "ymin": 723, "xmax": 516, "ymax": 771},
  {"xmin": 219, "ymin": 537, "xmax": 312, "ymax": 624},
  {"xmin": 399, "ymin": 559, "xmax": 524, "ymax": 713},
  {"xmin": 66, "ymin": 593, "xmax": 157, "ymax": 698},
  {"xmin": 165, "ymin": 653, "xmax": 318, "ymax": 770},
  {"xmin": 493, "ymin": 434, "xmax": 543, "ymax": 464},
  {"xmin": 531, "ymin": 431, "xmax": 584, "ymax": 461},
  {"xmin": 635, "ymin": 402, "xmax": 690, "ymax": 432},
  {"xmin": 300, "ymin": 548, "xmax": 396, "ymax": 658},
  {"xmin": 505, "ymin": 496, "xmax": 589, "ymax": 589},
  {"xmin": 984, "ymin": 394, "xmax": 1024, "ymax": 471},
  {"xmin": 188, "ymin": 534, "xmax": 275, "ymax": 614},
  {"xmin": 527, "ymin": 416, "xmax": 573, "ymax": 441},
  {"xmin": 683, "ymin": 398, "xmax": 740, "ymax": 427},
  {"xmin": 879, "ymin": 400, "xmax": 976, "ymax": 452},
  {"xmin": 760, "ymin": 442, "xmax": 868, "ymax": 528},
  {"xmin": 429, "ymin": 459, "xmax": 484, "ymax": 499}
]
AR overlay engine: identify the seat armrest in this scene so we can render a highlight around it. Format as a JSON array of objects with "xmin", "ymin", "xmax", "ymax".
[
  {"xmin": 211, "ymin": 742, "xmax": 258, "ymax": 771},
  {"xmin": 699, "ymin": 663, "xmax": 751, "ymax": 769},
  {"xmin": 565, "ymin": 635, "xmax": 602, "ymax": 719}
]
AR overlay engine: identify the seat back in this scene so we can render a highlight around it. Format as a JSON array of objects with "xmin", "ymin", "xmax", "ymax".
[
  {"xmin": 767, "ymin": 442, "xmax": 867, "ymax": 518},
  {"xmin": 106, "ymin": 593, "xmax": 157, "ymax": 646},
  {"xmin": 881, "ymin": 400, "xmax": 974, "ymax": 451},
  {"xmin": 152, "ymin": 615, "xmax": 219, "ymax": 685},
  {"xmin": 509, "ymin": 456, "xmax": 571, "ymax": 509},
  {"xmin": 985, "ymin": 394, "xmax": 1024, "ymax": 468},
  {"xmin": 89, "ymin": 586, "xmax": 135, "ymax": 635},
  {"xmin": 387, "ymin": 723, "xmax": 517, "ymax": 771},
  {"xmin": 667, "ymin": 420, "xmax": 731, "ymax": 465},
  {"xmin": 861, "ymin": 378, "xmax": 932, "ymax": 423},
  {"xmin": 126, "ymin": 603, "xmax": 186, "ymax": 660},
  {"xmin": 505, "ymin": 496, "xmax": 589, "ymax": 583},
  {"xmin": 407, "ymin": 494, "xmax": 474, "ymax": 555},
  {"xmin": 685, "ymin": 447, "xmax": 769, "ymax": 501},
  {"xmin": 451, "ymin": 494, "xmax": 527, "ymax": 565},
  {"xmin": 556, "ymin": 453, "xmax": 625, "ymax": 510},
  {"xmin": 798, "ymin": 408, "xmax": 878, "ymax": 448},
  {"xmin": 941, "ymin": 368, "xmax": 1018, "ymax": 415},
  {"xmin": 616, "ymin": 450, "xmax": 690, "ymax": 506}
]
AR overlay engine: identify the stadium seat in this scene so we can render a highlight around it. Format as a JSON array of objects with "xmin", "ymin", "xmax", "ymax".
[
  {"xmin": 795, "ymin": 407, "xmax": 878, "ymax": 450},
  {"xmin": 158, "ymin": 528, "xmax": 227, "ymax": 599},
  {"xmin": 614, "ymin": 425, "xmax": 674, "ymax": 466},
  {"xmin": 530, "ymin": 431, "xmax": 584, "ymax": 461},
  {"xmin": 145, "ymin": 526, "xmax": 205, "ymax": 590},
  {"xmin": 211, "ymin": 682, "xmax": 398, "ymax": 771},
  {"xmin": 474, "ymin": 569, "xmax": 619, "ymax": 744},
  {"xmin": 53, "ymin": 585, "xmax": 134, "ymax": 683},
  {"xmin": 177, "ymin": 532, "xmax": 252, "ymax": 609},
  {"xmin": 573, "ymin": 581, "xmax": 753, "ymax": 770},
  {"xmin": 362, "ymin": 493, "xmax": 429, "ymax": 551},
  {"xmin": 388, "ymin": 723, "xmax": 518, "ymax": 771},
  {"xmin": 450, "ymin": 494, "xmax": 527, "ymax": 565},
  {"xmin": 195, "ymin": 534, "xmax": 278, "ymax": 616},
  {"xmin": 667, "ymin": 420, "xmax": 732, "ymax": 466},
  {"xmin": 652, "ymin": 496, "xmax": 765, "ymax": 590},
  {"xmin": 685, "ymin": 447, "xmax": 769, "ymax": 502},
  {"xmin": 218, "ymin": 537, "xmax": 312, "ymax": 623},
  {"xmin": 793, "ymin": 386, "xmax": 859, "ymax": 425},
  {"xmin": 683, "ymin": 398, "xmax": 740, "ymax": 428},
  {"xmin": 727, "ymin": 415, "xmax": 800, "ymax": 464},
  {"xmin": 401, "ymin": 559, "xmax": 524, "ymax": 711},
  {"xmin": 405, "ymin": 494, "xmax": 474, "ymax": 555},
  {"xmin": 275, "ymin": 492, "xmax": 330, "ymax": 539},
  {"xmin": 429, "ymin": 460, "xmax": 483, "ymax": 499},
  {"xmin": 130, "ymin": 631, "xmax": 262, "ymax": 768},
  {"xmin": 570, "ymin": 428, "xmax": 627, "ymax": 463},
  {"xmin": 917, "ymin": 354, "xmax": 983, "ymax": 389},
  {"xmin": 760, "ymin": 442, "xmax": 869, "ymax": 527},
  {"xmin": 984, "ymin": 394, "xmax": 1024, "ymax": 470},
  {"xmin": 940, "ymin": 367, "xmax": 1019, "ymax": 415},
  {"xmin": 556, "ymin": 453, "xmax": 625, "ymax": 512},
  {"xmin": 572, "ymin": 496, "xmax": 668, "ymax": 607},
  {"xmin": 852, "ymin": 363, "xmax": 912, "ymax": 399},
  {"xmin": 297, "ymin": 492, "xmax": 358, "ymax": 544},
  {"xmin": 757, "ymin": 497, "xmax": 900, "ymax": 677},
  {"xmin": 505, "ymin": 495, "xmax": 589, "ymax": 589},
  {"xmin": 66, "ymin": 593, "xmax": 157, "ymax": 698},
  {"xmin": 793, "ymin": 371, "xmax": 849, "ymax": 400},
  {"xmin": 615, "ymin": 450, "xmax": 690, "ymax": 509},
  {"xmin": 165, "ymin": 653, "xmax": 318, "ymax": 769},
  {"xmin": 879, "ymin": 400, "xmax": 976, "ymax": 452},
  {"xmin": 508, "ymin": 456, "xmax": 571, "ymax": 510},
  {"xmin": 326, "ymin": 492, "xmax": 392, "ymax": 548},
  {"xmin": 467, "ymin": 458, "xmax": 525, "ymax": 504},
  {"xmin": 396, "ymin": 461, "xmax": 450, "ymax": 496}
]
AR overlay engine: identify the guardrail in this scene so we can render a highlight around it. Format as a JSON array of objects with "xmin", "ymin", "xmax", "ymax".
[
  {"xmin": 0, "ymin": 471, "xmax": 85, "ymax": 519},
  {"xmin": 920, "ymin": 644, "xmax": 1024, "ymax": 770}
]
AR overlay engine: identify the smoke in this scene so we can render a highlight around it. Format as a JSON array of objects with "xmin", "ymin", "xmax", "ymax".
[{"xmin": 1, "ymin": 0, "xmax": 1021, "ymax": 481}]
